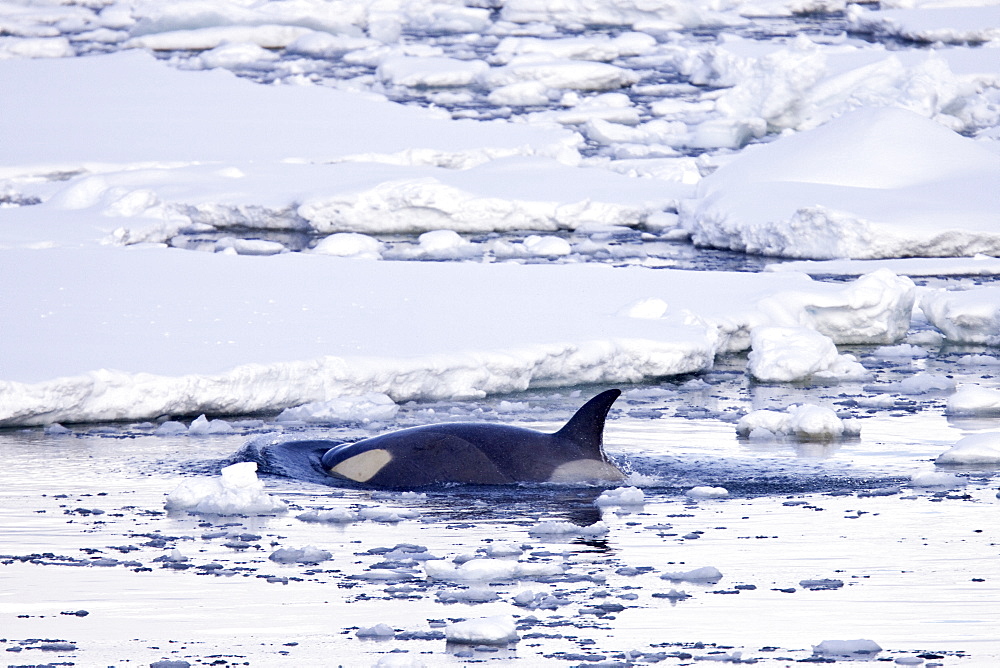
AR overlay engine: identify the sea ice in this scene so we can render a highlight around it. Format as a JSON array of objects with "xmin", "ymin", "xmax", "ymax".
[
  {"xmin": 595, "ymin": 486, "xmax": 646, "ymax": 506},
  {"xmin": 747, "ymin": 327, "xmax": 868, "ymax": 383},
  {"xmin": 425, "ymin": 558, "xmax": 563, "ymax": 582},
  {"xmin": 164, "ymin": 462, "xmax": 288, "ymax": 515},
  {"xmin": 936, "ymin": 433, "xmax": 1000, "ymax": 465},
  {"xmin": 445, "ymin": 615, "xmax": 519, "ymax": 645},
  {"xmin": 269, "ymin": 546, "xmax": 333, "ymax": 564},
  {"xmin": 921, "ymin": 285, "xmax": 1000, "ymax": 346},
  {"xmin": 528, "ymin": 521, "xmax": 610, "ymax": 537},
  {"xmin": 356, "ymin": 623, "xmax": 395, "ymax": 638},
  {"xmin": 945, "ymin": 385, "xmax": 1000, "ymax": 416},
  {"xmin": 812, "ymin": 639, "xmax": 882, "ymax": 656},
  {"xmin": 681, "ymin": 107, "xmax": 1000, "ymax": 259},
  {"xmin": 686, "ymin": 486, "xmax": 729, "ymax": 499},
  {"xmin": 737, "ymin": 404, "xmax": 860, "ymax": 440},
  {"xmin": 660, "ymin": 566, "xmax": 724, "ymax": 582}
]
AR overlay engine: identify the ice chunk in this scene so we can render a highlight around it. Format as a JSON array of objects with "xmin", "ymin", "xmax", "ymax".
[
  {"xmin": 436, "ymin": 587, "xmax": 500, "ymax": 603},
  {"xmin": 164, "ymin": 462, "xmax": 288, "ymax": 515},
  {"xmin": 424, "ymin": 558, "xmax": 562, "ymax": 582},
  {"xmin": 522, "ymin": 235, "xmax": 571, "ymax": 257},
  {"xmin": 921, "ymin": 285, "xmax": 1000, "ymax": 346},
  {"xmin": 296, "ymin": 508, "xmax": 361, "ymax": 523},
  {"xmin": 747, "ymin": 327, "xmax": 867, "ymax": 383},
  {"xmin": 378, "ymin": 56, "xmax": 488, "ymax": 88},
  {"xmin": 946, "ymin": 385, "xmax": 1000, "ymax": 416},
  {"xmin": 910, "ymin": 470, "xmax": 964, "ymax": 488},
  {"xmin": 869, "ymin": 372, "xmax": 956, "ymax": 395},
  {"xmin": 595, "ymin": 486, "xmax": 645, "ymax": 506},
  {"xmin": 445, "ymin": 615, "xmax": 518, "ymax": 645},
  {"xmin": 812, "ymin": 639, "xmax": 882, "ymax": 656},
  {"xmin": 356, "ymin": 623, "xmax": 395, "ymax": 638},
  {"xmin": 686, "ymin": 486, "xmax": 729, "ymax": 499},
  {"xmin": 660, "ymin": 566, "xmax": 723, "ymax": 583},
  {"xmin": 187, "ymin": 415, "xmax": 235, "ymax": 435},
  {"xmin": 311, "ymin": 233, "xmax": 383, "ymax": 260},
  {"xmin": 738, "ymin": 404, "xmax": 859, "ymax": 440},
  {"xmin": 528, "ymin": 520, "xmax": 610, "ymax": 537},
  {"xmin": 936, "ymin": 433, "xmax": 1000, "ymax": 466},
  {"xmin": 269, "ymin": 546, "xmax": 332, "ymax": 565}
]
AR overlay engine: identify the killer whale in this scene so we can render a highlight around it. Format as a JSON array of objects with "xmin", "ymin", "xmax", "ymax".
[{"xmin": 316, "ymin": 389, "xmax": 625, "ymax": 488}]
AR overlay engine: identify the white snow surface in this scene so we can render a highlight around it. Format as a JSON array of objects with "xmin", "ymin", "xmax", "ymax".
[
  {"xmin": 946, "ymin": 385, "xmax": 1000, "ymax": 416},
  {"xmin": 681, "ymin": 107, "xmax": 1000, "ymax": 259}
]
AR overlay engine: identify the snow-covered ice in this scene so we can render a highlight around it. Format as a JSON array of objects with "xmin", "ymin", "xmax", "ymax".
[
  {"xmin": 164, "ymin": 462, "xmax": 288, "ymax": 515},
  {"xmin": 444, "ymin": 615, "xmax": 518, "ymax": 645},
  {"xmin": 936, "ymin": 433, "xmax": 1000, "ymax": 465}
]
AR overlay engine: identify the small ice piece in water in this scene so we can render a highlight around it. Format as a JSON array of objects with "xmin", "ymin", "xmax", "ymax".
[
  {"xmin": 936, "ymin": 433, "xmax": 1000, "ymax": 466},
  {"xmin": 871, "ymin": 343, "xmax": 928, "ymax": 360},
  {"xmin": 436, "ymin": 587, "xmax": 500, "ymax": 603},
  {"xmin": 44, "ymin": 423, "xmax": 73, "ymax": 435},
  {"xmin": 356, "ymin": 623, "xmax": 395, "ymax": 638},
  {"xmin": 312, "ymin": 232, "xmax": 383, "ymax": 260},
  {"xmin": 737, "ymin": 404, "xmax": 859, "ymax": 441},
  {"xmin": 479, "ymin": 542, "xmax": 523, "ymax": 558},
  {"xmin": 268, "ymin": 546, "xmax": 332, "ymax": 565},
  {"xmin": 164, "ymin": 462, "xmax": 288, "ymax": 515},
  {"xmin": 812, "ymin": 639, "xmax": 882, "ymax": 657},
  {"xmin": 595, "ymin": 486, "xmax": 645, "ymax": 506},
  {"xmin": 660, "ymin": 566, "xmax": 723, "ymax": 583},
  {"xmin": 945, "ymin": 385, "xmax": 1000, "ymax": 416},
  {"xmin": 522, "ymin": 234, "xmax": 571, "ymax": 256},
  {"xmin": 425, "ymin": 558, "xmax": 562, "ymax": 581},
  {"xmin": 748, "ymin": 326, "xmax": 868, "ymax": 383},
  {"xmin": 155, "ymin": 420, "xmax": 189, "ymax": 435},
  {"xmin": 910, "ymin": 470, "xmax": 964, "ymax": 488},
  {"xmin": 187, "ymin": 414, "xmax": 234, "ymax": 435},
  {"xmin": 869, "ymin": 372, "xmax": 956, "ymax": 395},
  {"xmin": 445, "ymin": 615, "xmax": 519, "ymax": 645},
  {"xmin": 528, "ymin": 520, "xmax": 609, "ymax": 537},
  {"xmin": 686, "ymin": 486, "xmax": 728, "ymax": 499},
  {"xmin": 296, "ymin": 507, "xmax": 361, "ymax": 523}
]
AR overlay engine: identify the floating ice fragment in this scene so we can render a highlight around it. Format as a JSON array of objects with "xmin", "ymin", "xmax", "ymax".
[
  {"xmin": 164, "ymin": 462, "xmax": 288, "ymax": 515},
  {"xmin": 660, "ymin": 566, "xmax": 723, "ymax": 583},
  {"xmin": 187, "ymin": 414, "xmax": 235, "ymax": 435},
  {"xmin": 295, "ymin": 508, "xmax": 361, "ymax": 523},
  {"xmin": 528, "ymin": 520, "xmax": 609, "ymax": 537},
  {"xmin": 812, "ymin": 639, "xmax": 882, "ymax": 657},
  {"xmin": 799, "ymin": 578, "xmax": 843, "ymax": 591},
  {"xmin": 44, "ymin": 423, "xmax": 72, "ymax": 435},
  {"xmin": 155, "ymin": 421, "xmax": 188, "ymax": 436},
  {"xmin": 748, "ymin": 326, "xmax": 868, "ymax": 383},
  {"xmin": 513, "ymin": 590, "xmax": 572, "ymax": 609},
  {"xmin": 867, "ymin": 372, "xmax": 955, "ymax": 395},
  {"xmin": 356, "ymin": 623, "xmax": 395, "ymax": 638},
  {"xmin": 737, "ymin": 404, "xmax": 859, "ymax": 441},
  {"xmin": 910, "ymin": 470, "xmax": 964, "ymax": 488},
  {"xmin": 686, "ymin": 486, "xmax": 729, "ymax": 499},
  {"xmin": 945, "ymin": 385, "xmax": 1000, "ymax": 416},
  {"xmin": 268, "ymin": 546, "xmax": 332, "ymax": 565},
  {"xmin": 595, "ymin": 486, "xmax": 645, "ymax": 506},
  {"xmin": 311, "ymin": 232, "xmax": 383, "ymax": 260},
  {"xmin": 425, "ymin": 558, "xmax": 562, "ymax": 582},
  {"xmin": 436, "ymin": 587, "xmax": 500, "ymax": 603},
  {"xmin": 445, "ymin": 615, "xmax": 519, "ymax": 645},
  {"xmin": 936, "ymin": 433, "xmax": 1000, "ymax": 466}
]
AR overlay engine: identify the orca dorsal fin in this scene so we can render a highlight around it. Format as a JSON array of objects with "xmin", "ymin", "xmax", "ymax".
[{"xmin": 554, "ymin": 389, "xmax": 621, "ymax": 457}]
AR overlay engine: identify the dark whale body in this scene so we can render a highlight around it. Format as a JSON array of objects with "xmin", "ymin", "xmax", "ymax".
[{"xmin": 317, "ymin": 389, "xmax": 624, "ymax": 488}]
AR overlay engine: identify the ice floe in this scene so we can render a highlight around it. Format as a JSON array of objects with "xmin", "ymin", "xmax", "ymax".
[
  {"xmin": 738, "ymin": 404, "xmax": 860, "ymax": 440},
  {"xmin": 936, "ymin": 433, "xmax": 1000, "ymax": 465},
  {"xmin": 681, "ymin": 107, "xmax": 1000, "ymax": 259},
  {"xmin": 164, "ymin": 462, "xmax": 288, "ymax": 515}
]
